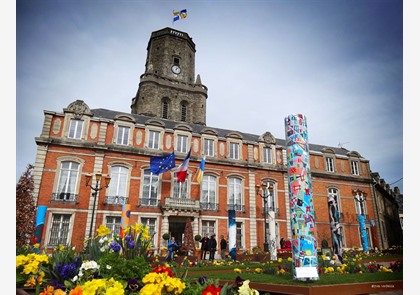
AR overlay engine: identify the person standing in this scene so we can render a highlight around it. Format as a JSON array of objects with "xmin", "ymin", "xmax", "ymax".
[
  {"xmin": 200, "ymin": 233, "xmax": 209, "ymax": 260},
  {"xmin": 220, "ymin": 235, "xmax": 227, "ymax": 259},
  {"xmin": 164, "ymin": 236, "xmax": 178, "ymax": 262},
  {"xmin": 209, "ymin": 234, "xmax": 217, "ymax": 261}
]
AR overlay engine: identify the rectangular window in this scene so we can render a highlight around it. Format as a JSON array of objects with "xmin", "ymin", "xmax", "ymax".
[
  {"xmin": 326, "ymin": 157, "xmax": 334, "ymax": 172},
  {"xmin": 236, "ymin": 222, "xmax": 244, "ymax": 249},
  {"xmin": 117, "ymin": 126, "xmax": 130, "ymax": 145},
  {"xmin": 148, "ymin": 130, "xmax": 160, "ymax": 149},
  {"xmin": 141, "ymin": 218, "xmax": 157, "ymax": 247},
  {"xmin": 173, "ymin": 179, "xmax": 188, "ymax": 198},
  {"xmin": 263, "ymin": 147, "xmax": 272, "ymax": 164},
  {"xmin": 176, "ymin": 135, "xmax": 188, "ymax": 153},
  {"xmin": 68, "ymin": 119, "xmax": 83, "ymax": 139},
  {"xmin": 48, "ymin": 214, "xmax": 71, "ymax": 246},
  {"xmin": 204, "ymin": 138, "xmax": 214, "ymax": 157},
  {"xmin": 351, "ymin": 160, "xmax": 360, "ymax": 175},
  {"xmin": 229, "ymin": 142, "xmax": 239, "ymax": 160},
  {"xmin": 355, "ymin": 193, "xmax": 366, "ymax": 216},
  {"xmin": 105, "ymin": 216, "xmax": 121, "ymax": 238},
  {"xmin": 201, "ymin": 220, "xmax": 215, "ymax": 237}
]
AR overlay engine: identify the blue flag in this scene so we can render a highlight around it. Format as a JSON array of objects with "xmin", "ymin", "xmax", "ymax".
[{"xmin": 150, "ymin": 151, "xmax": 175, "ymax": 175}]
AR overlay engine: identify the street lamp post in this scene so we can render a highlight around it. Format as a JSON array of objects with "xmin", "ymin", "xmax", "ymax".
[
  {"xmin": 85, "ymin": 172, "xmax": 111, "ymax": 244},
  {"xmin": 256, "ymin": 183, "xmax": 273, "ymax": 252}
]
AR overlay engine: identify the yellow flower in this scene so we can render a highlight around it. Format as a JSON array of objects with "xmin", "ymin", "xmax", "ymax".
[
  {"xmin": 234, "ymin": 268, "xmax": 242, "ymax": 273},
  {"xmin": 96, "ymin": 224, "xmax": 111, "ymax": 237}
]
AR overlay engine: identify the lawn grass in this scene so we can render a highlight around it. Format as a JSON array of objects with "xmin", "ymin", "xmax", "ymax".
[{"xmin": 183, "ymin": 271, "xmax": 403, "ymax": 286}]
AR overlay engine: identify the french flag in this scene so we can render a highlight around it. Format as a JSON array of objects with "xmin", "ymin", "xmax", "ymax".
[{"xmin": 175, "ymin": 149, "xmax": 191, "ymax": 182}]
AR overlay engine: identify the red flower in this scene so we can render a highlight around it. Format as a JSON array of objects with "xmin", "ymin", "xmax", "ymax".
[
  {"xmin": 151, "ymin": 265, "xmax": 175, "ymax": 277},
  {"xmin": 202, "ymin": 284, "xmax": 222, "ymax": 295}
]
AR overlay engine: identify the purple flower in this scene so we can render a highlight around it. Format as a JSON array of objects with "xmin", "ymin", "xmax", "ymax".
[
  {"xmin": 125, "ymin": 235, "xmax": 132, "ymax": 242},
  {"xmin": 110, "ymin": 241, "xmax": 121, "ymax": 252},
  {"xmin": 198, "ymin": 276, "xmax": 208, "ymax": 285},
  {"xmin": 127, "ymin": 278, "xmax": 141, "ymax": 291},
  {"xmin": 128, "ymin": 240, "xmax": 135, "ymax": 249}
]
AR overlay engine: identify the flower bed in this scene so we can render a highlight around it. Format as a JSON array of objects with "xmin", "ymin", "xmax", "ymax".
[{"xmin": 16, "ymin": 223, "xmax": 403, "ymax": 295}]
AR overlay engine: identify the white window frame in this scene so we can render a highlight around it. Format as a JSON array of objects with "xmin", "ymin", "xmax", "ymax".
[
  {"xmin": 105, "ymin": 215, "xmax": 121, "ymax": 238},
  {"xmin": 142, "ymin": 169, "xmax": 159, "ymax": 206},
  {"xmin": 228, "ymin": 177, "xmax": 243, "ymax": 211},
  {"xmin": 229, "ymin": 142, "xmax": 240, "ymax": 160},
  {"xmin": 148, "ymin": 130, "xmax": 161, "ymax": 149},
  {"xmin": 141, "ymin": 217, "xmax": 157, "ymax": 248},
  {"xmin": 47, "ymin": 213, "xmax": 71, "ymax": 247},
  {"xmin": 201, "ymin": 220, "xmax": 216, "ymax": 237},
  {"xmin": 351, "ymin": 160, "xmax": 360, "ymax": 175},
  {"xmin": 116, "ymin": 125, "xmax": 130, "ymax": 145},
  {"xmin": 328, "ymin": 187, "xmax": 341, "ymax": 213},
  {"xmin": 354, "ymin": 192, "xmax": 366, "ymax": 216},
  {"xmin": 203, "ymin": 138, "xmax": 215, "ymax": 157},
  {"xmin": 68, "ymin": 119, "xmax": 84, "ymax": 139},
  {"xmin": 236, "ymin": 221, "xmax": 244, "ymax": 249},
  {"xmin": 326, "ymin": 157, "xmax": 335, "ymax": 172},
  {"xmin": 262, "ymin": 146, "xmax": 273, "ymax": 164},
  {"xmin": 56, "ymin": 161, "xmax": 80, "ymax": 201},
  {"xmin": 201, "ymin": 175, "xmax": 217, "ymax": 210},
  {"xmin": 176, "ymin": 134, "xmax": 189, "ymax": 153},
  {"xmin": 173, "ymin": 177, "xmax": 189, "ymax": 199},
  {"xmin": 108, "ymin": 166, "xmax": 129, "ymax": 204}
]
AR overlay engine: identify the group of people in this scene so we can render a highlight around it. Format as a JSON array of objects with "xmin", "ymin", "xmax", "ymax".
[
  {"xmin": 200, "ymin": 233, "xmax": 227, "ymax": 260},
  {"xmin": 164, "ymin": 233, "xmax": 229, "ymax": 262}
]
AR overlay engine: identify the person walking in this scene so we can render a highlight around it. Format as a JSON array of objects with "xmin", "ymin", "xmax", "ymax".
[
  {"xmin": 200, "ymin": 233, "xmax": 209, "ymax": 260},
  {"xmin": 220, "ymin": 235, "xmax": 227, "ymax": 259},
  {"xmin": 209, "ymin": 234, "xmax": 217, "ymax": 261},
  {"xmin": 164, "ymin": 236, "xmax": 178, "ymax": 262}
]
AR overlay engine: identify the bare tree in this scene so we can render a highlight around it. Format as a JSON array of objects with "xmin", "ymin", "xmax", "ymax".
[{"xmin": 16, "ymin": 164, "xmax": 36, "ymax": 247}]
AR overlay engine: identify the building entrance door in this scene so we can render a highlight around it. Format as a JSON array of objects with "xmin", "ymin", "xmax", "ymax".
[{"xmin": 168, "ymin": 217, "xmax": 186, "ymax": 247}]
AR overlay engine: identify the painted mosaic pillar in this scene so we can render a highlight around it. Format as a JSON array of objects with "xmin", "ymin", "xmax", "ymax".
[
  {"xmin": 328, "ymin": 195, "xmax": 344, "ymax": 263},
  {"xmin": 268, "ymin": 211, "xmax": 277, "ymax": 260},
  {"xmin": 119, "ymin": 204, "xmax": 131, "ymax": 238},
  {"xmin": 358, "ymin": 214, "xmax": 369, "ymax": 252},
  {"xmin": 285, "ymin": 114, "xmax": 319, "ymax": 280},
  {"xmin": 32, "ymin": 205, "xmax": 47, "ymax": 253},
  {"xmin": 228, "ymin": 209, "xmax": 237, "ymax": 260}
]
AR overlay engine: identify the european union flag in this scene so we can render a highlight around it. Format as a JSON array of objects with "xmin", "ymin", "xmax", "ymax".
[{"xmin": 150, "ymin": 151, "xmax": 176, "ymax": 175}]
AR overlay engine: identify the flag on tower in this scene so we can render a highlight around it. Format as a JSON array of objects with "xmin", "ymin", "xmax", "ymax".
[
  {"xmin": 175, "ymin": 148, "xmax": 191, "ymax": 182},
  {"xmin": 173, "ymin": 9, "xmax": 187, "ymax": 22},
  {"xmin": 197, "ymin": 156, "xmax": 206, "ymax": 184}
]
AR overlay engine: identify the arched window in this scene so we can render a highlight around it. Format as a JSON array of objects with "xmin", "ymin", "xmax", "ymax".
[
  {"xmin": 56, "ymin": 161, "xmax": 80, "ymax": 201},
  {"xmin": 141, "ymin": 169, "xmax": 159, "ymax": 206},
  {"xmin": 181, "ymin": 102, "xmax": 188, "ymax": 122},
  {"xmin": 201, "ymin": 175, "xmax": 217, "ymax": 210},
  {"xmin": 228, "ymin": 177, "xmax": 243, "ymax": 211},
  {"xmin": 108, "ymin": 166, "xmax": 129, "ymax": 204},
  {"xmin": 162, "ymin": 99, "xmax": 169, "ymax": 119}
]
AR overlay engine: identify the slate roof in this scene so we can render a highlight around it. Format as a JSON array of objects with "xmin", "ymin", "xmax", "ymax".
[{"xmin": 91, "ymin": 108, "xmax": 361, "ymax": 159}]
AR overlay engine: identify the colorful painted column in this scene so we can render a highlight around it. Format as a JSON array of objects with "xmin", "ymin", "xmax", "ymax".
[
  {"xmin": 268, "ymin": 210, "xmax": 277, "ymax": 260},
  {"xmin": 120, "ymin": 204, "xmax": 131, "ymax": 238},
  {"xmin": 285, "ymin": 114, "xmax": 319, "ymax": 280},
  {"xmin": 328, "ymin": 195, "xmax": 344, "ymax": 263},
  {"xmin": 358, "ymin": 214, "xmax": 369, "ymax": 252},
  {"xmin": 32, "ymin": 205, "xmax": 47, "ymax": 252},
  {"xmin": 228, "ymin": 209, "xmax": 237, "ymax": 260}
]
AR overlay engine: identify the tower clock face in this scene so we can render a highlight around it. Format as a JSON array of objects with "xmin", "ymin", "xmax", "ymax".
[{"xmin": 171, "ymin": 65, "xmax": 181, "ymax": 74}]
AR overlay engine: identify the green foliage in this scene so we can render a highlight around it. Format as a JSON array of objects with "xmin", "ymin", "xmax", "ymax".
[
  {"xmin": 162, "ymin": 233, "xmax": 170, "ymax": 240},
  {"xmin": 194, "ymin": 234, "xmax": 202, "ymax": 242},
  {"xmin": 98, "ymin": 252, "xmax": 151, "ymax": 281},
  {"xmin": 321, "ymin": 239, "xmax": 329, "ymax": 248}
]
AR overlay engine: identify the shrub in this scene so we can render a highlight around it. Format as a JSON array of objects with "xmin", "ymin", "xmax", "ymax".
[
  {"xmin": 194, "ymin": 234, "xmax": 202, "ymax": 242},
  {"xmin": 162, "ymin": 233, "xmax": 170, "ymax": 240}
]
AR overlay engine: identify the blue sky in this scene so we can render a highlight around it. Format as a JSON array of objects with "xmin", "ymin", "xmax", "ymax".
[{"xmin": 15, "ymin": 0, "xmax": 407, "ymax": 195}]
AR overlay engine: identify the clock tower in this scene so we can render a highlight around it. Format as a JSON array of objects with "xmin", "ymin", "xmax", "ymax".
[{"xmin": 131, "ymin": 27, "xmax": 208, "ymax": 125}]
